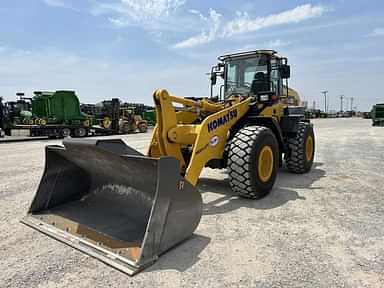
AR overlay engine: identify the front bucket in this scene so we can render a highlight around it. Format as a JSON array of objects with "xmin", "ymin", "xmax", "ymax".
[{"xmin": 21, "ymin": 139, "xmax": 202, "ymax": 275}]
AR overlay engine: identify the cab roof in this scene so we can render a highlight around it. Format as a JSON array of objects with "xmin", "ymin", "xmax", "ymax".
[{"xmin": 218, "ymin": 49, "xmax": 285, "ymax": 61}]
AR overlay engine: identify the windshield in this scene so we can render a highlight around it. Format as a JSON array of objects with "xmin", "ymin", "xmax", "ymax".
[{"xmin": 225, "ymin": 55, "xmax": 269, "ymax": 96}]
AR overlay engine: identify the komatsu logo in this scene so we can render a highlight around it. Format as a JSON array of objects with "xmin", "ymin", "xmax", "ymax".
[{"xmin": 207, "ymin": 109, "xmax": 238, "ymax": 133}]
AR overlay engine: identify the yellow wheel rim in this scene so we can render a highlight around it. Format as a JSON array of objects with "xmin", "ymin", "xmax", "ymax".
[
  {"xmin": 103, "ymin": 117, "xmax": 111, "ymax": 129},
  {"xmin": 305, "ymin": 135, "xmax": 314, "ymax": 162},
  {"xmin": 258, "ymin": 146, "xmax": 274, "ymax": 182}
]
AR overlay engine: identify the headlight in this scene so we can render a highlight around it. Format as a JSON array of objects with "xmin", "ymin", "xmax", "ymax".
[{"xmin": 259, "ymin": 94, "xmax": 269, "ymax": 101}]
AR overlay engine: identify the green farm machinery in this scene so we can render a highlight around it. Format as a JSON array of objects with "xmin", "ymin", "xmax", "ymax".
[
  {"xmin": 1, "ymin": 91, "xmax": 156, "ymax": 139},
  {"xmin": 2, "ymin": 91, "xmax": 92, "ymax": 137},
  {"xmin": 142, "ymin": 110, "xmax": 156, "ymax": 126},
  {"xmin": 32, "ymin": 91, "xmax": 92, "ymax": 137},
  {"xmin": 371, "ymin": 104, "xmax": 384, "ymax": 126}
]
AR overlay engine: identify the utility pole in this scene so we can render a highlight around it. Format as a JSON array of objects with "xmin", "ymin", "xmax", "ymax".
[
  {"xmin": 313, "ymin": 101, "xmax": 316, "ymax": 110},
  {"xmin": 0, "ymin": 97, "xmax": 3, "ymax": 131},
  {"xmin": 350, "ymin": 97, "xmax": 354, "ymax": 111},
  {"xmin": 321, "ymin": 91, "xmax": 328, "ymax": 112},
  {"xmin": 340, "ymin": 95, "xmax": 344, "ymax": 112}
]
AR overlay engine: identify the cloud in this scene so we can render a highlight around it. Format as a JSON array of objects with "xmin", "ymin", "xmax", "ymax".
[
  {"xmin": 265, "ymin": 39, "xmax": 291, "ymax": 48},
  {"xmin": 174, "ymin": 4, "xmax": 327, "ymax": 49},
  {"xmin": 93, "ymin": 0, "xmax": 186, "ymax": 28},
  {"xmin": 90, "ymin": 2, "xmax": 326, "ymax": 48},
  {"xmin": 223, "ymin": 4, "xmax": 326, "ymax": 37},
  {"xmin": 43, "ymin": 0, "xmax": 69, "ymax": 8},
  {"xmin": 108, "ymin": 17, "xmax": 128, "ymax": 28},
  {"xmin": 238, "ymin": 39, "xmax": 290, "ymax": 52},
  {"xmin": 174, "ymin": 9, "xmax": 222, "ymax": 49},
  {"xmin": 42, "ymin": 0, "xmax": 78, "ymax": 11},
  {"xmin": 367, "ymin": 28, "xmax": 384, "ymax": 37},
  {"xmin": 188, "ymin": 9, "xmax": 208, "ymax": 21}
]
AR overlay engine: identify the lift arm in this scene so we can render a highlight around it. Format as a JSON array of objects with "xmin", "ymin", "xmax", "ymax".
[{"xmin": 148, "ymin": 89, "xmax": 251, "ymax": 185}]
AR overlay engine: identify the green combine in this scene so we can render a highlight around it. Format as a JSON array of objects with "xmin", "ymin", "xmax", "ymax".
[{"xmin": 371, "ymin": 104, "xmax": 384, "ymax": 126}]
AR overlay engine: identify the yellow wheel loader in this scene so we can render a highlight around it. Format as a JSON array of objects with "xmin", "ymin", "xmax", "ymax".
[{"xmin": 22, "ymin": 50, "xmax": 315, "ymax": 275}]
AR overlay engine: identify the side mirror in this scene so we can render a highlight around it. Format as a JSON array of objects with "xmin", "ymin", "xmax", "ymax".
[
  {"xmin": 210, "ymin": 73, "xmax": 217, "ymax": 85},
  {"xmin": 280, "ymin": 64, "xmax": 290, "ymax": 79}
]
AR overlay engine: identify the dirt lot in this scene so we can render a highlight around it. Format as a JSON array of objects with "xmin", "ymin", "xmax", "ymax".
[{"xmin": 0, "ymin": 118, "xmax": 383, "ymax": 288}]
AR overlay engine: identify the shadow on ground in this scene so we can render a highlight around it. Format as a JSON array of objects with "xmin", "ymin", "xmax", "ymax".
[
  {"xmin": 199, "ymin": 163, "xmax": 326, "ymax": 215},
  {"xmin": 276, "ymin": 162, "xmax": 326, "ymax": 190},
  {"xmin": 144, "ymin": 234, "xmax": 211, "ymax": 273},
  {"xmin": 145, "ymin": 163, "xmax": 325, "ymax": 273}
]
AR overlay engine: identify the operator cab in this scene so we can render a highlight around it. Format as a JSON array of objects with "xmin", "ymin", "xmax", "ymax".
[{"xmin": 210, "ymin": 50, "xmax": 290, "ymax": 103}]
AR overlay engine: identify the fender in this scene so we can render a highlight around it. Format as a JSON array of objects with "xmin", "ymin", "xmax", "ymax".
[{"xmin": 246, "ymin": 115, "xmax": 286, "ymax": 153}]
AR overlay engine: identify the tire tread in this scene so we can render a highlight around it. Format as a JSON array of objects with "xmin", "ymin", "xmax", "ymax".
[{"xmin": 228, "ymin": 126, "xmax": 273, "ymax": 199}]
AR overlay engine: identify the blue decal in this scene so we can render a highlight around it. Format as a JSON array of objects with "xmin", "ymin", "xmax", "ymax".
[{"xmin": 207, "ymin": 109, "xmax": 238, "ymax": 133}]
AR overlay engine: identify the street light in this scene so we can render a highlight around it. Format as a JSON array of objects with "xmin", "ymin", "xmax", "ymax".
[
  {"xmin": 345, "ymin": 97, "xmax": 349, "ymax": 112},
  {"xmin": 339, "ymin": 95, "xmax": 344, "ymax": 112},
  {"xmin": 321, "ymin": 91, "xmax": 328, "ymax": 112}
]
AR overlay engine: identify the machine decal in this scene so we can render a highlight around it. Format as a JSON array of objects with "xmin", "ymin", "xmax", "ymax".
[
  {"xmin": 207, "ymin": 109, "xmax": 238, "ymax": 132},
  {"xmin": 210, "ymin": 135, "xmax": 220, "ymax": 146},
  {"xmin": 177, "ymin": 180, "xmax": 185, "ymax": 190}
]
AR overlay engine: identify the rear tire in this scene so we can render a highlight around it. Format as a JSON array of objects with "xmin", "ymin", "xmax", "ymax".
[
  {"xmin": 228, "ymin": 126, "xmax": 279, "ymax": 199},
  {"xmin": 138, "ymin": 122, "xmax": 148, "ymax": 133},
  {"xmin": 285, "ymin": 122, "xmax": 315, "ymax": 173},
  {"xmin": 73, "ymin": 127, "xmax": 87, "ymax": 137},
  {"xmin": 60, "ymin": 128, "xmax": 71, "ymax": 138}
]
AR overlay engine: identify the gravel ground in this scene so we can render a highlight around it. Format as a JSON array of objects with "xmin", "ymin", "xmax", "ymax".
[{"xmin": 0, "ymin": 118, "xmax": 383, "ymax": 288}]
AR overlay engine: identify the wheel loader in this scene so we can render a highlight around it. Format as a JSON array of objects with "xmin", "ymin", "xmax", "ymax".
[{"xmin": 22, "ymin": 50, "xmax": 315, "ymax": 275}]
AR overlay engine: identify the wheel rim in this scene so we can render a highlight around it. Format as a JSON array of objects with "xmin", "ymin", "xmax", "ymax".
[
  {"xmin": 258, "ymin": 146, "xmax": 274, "ymax": 182},
  {"xmin": 78, "ymin": 128, "xmax": 86, "ymax": 137},
  {"xmin": 103, "ymin": 117, "xmax": 111, "ymax": 129},
  {"xmin": 62, "ymin": 129, "xmax": 70, "ymax": 137},
  {"xmin": 305, "ymin": 135, "xmax": 314, "ymax": 162}
]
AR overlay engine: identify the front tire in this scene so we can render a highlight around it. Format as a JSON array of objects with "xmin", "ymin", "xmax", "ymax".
[
  {"xmin": 228, "ymin": 126, "xmax": 279, "ymax": 199},
  {"xmin": 285, "ymin": 122, "xmax": 315, "ymax": 173}
]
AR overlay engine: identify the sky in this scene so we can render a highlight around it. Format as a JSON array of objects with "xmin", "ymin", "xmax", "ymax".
[{"xmin": 0, "ymin": 0, "xmax": 383, "ymax": 111}]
